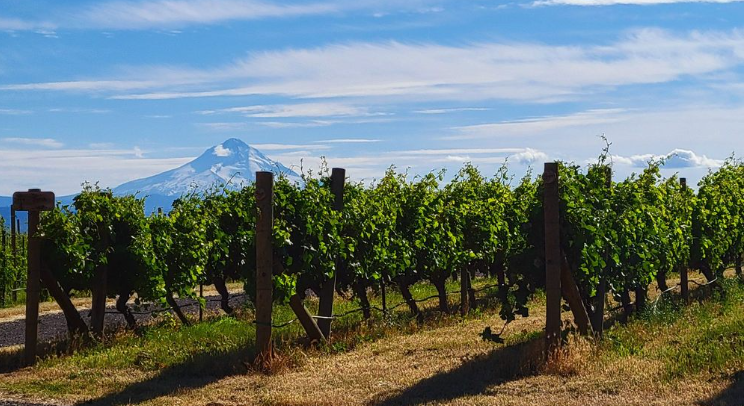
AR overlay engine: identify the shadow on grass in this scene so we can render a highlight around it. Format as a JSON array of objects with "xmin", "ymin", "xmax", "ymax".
[
  {"xmin": 79, "ymin": 345, "xmax": 254, "ymax": 406},
  {"xmin": 699, "ymin": 371, "xmax": 744, "ymax": 406},
  {"xmin": 370, "ymin": 335, "xmax": 544, "ymax": 406}
]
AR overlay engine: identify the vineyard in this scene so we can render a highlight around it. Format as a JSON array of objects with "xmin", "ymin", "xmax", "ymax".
[
  {"xmin": 0, "ymin": 215, "xmax": 27, "ymax": 309},
  {"xmin": 1, "ymin": 154, "xmax": 744, "ymax": 369}
]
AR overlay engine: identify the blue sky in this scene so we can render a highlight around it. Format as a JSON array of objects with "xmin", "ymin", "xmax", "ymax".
[{"xmin": 1, "ymin": 0, "xmax": 744, "ymax": 194}]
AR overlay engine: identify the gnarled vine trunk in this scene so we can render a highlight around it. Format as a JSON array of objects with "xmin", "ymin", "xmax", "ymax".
[
  {"xmin": 352, "ymin": 281, "xmax": 371, "ymax": 319},
  {"xmin": 166, "ymin": 292, "xmax": 190, "ymax": 326},
  {"xmin": 620, "ymin": 289, "xmax": 633, "ymax": 322},
  {"xmin": 635, "ymin": 285, "xmax": 647, "ymax": 312},
  {"xmin": 116, "ymin": 293, "xmax": 137, "ymax": 330},
  {"xmin": 655, "ymin": 270, "xmax": 669, "ymax": 292},
  {"xmin": 431, "ymin": 275, "xmax": 449, "ymax": 313},
  {"xmin": 40, "ymin": 265, "xmax": 88, "ymax": 337},
  {"xmin": 397, "ymin": 279, "xmax": 422, "ymax": 323},
  {"xmin": 213, "ymin": 277, "xmax": 233, "ymax": 314}
]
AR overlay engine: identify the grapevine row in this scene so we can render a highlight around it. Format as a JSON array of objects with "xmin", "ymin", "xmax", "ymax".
[{"xmin": 6, "ymin": 156, "xmax": 743, "ymax": 341}]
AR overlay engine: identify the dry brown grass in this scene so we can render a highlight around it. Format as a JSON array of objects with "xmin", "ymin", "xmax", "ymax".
[{"xmin": 1, "ymin": 274, "xmax": 741, "ymax": 406}]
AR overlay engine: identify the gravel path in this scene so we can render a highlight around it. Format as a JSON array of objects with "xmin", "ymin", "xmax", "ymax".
[{"xmin": 0, "ymin": 293, "xmax": 247, "ymax": 348}]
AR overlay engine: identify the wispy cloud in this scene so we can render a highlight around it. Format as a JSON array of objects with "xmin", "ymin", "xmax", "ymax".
[
  {"xmin": 0, "ymin": 109, "xmax": 33, "ymax": 115},
  {"xmin": 314, "ymin": 138, "xmax": 382, "ymax": 143},
  {"xmin": 256, "ymin": 121, "xmax": 335, "ymax": 128},
  {"xmin": 1, "ymin": 137, "xmax": 64, "ymax": 148},
  {"xmin": 0, "ymin": 0, "xmax": 425, "ymax": 32},
  {"xmin": 414, "ymin": 107, "xmax": 491, "ymax": 114},
  {"xmin": 450, "ymin": 109, "xmax": 627, "ymax": 139},
  {"xmin": 25, "ymin": 28, "xmax": 730, "ymax": 103},
  {"xmin": 252, "ymin": 143, "xmax": 330, "ymax": 151},
  {"xmin": 197, "ymin": 102, "xmax": 383, "ymax": 118},
  {"xmin": 79, "ymin": 0, "xmax": 339, "ymax": 30},
  {"xmin": 534, "ymin": 0, "xmax": 744, "ymax": 6},
  {"xmin": 2, "ymin": 80, "xmax": 160, "ymax": 92},
  {"xmin": 48, "ymin": 108, "xmax": 111, "ymax": 114}
]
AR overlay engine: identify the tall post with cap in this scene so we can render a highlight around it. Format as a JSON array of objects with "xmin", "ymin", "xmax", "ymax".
[
  {"xmin": 255, "ymin": 172, "xmax": 274, "ymax": 361},
  {"xmin": 13, "ymin": 188, "xmax": 55, "ymax": 366}
]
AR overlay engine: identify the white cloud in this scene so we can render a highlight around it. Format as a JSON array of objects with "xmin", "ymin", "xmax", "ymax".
[
  {"xmin": 2, "ymin": 137, "xmax": 64, "ymax": 148},
  {"xmin": 511, "ymin": 148, "xmax": 550, "ymax": 165},
  {"xmin": 78, "ymin": 28, "xmax": 744, "ymax": 103},
  {"xmin": 252, "ymin": 143, "xmax": 330, "ymax": 151},
  {"xmin": 414, "ymin": 107, "xmax": 491, "ymax": 114},
  {"xmin": 256, "ymin": 120, "xmax": 334, "ymax": 128},
  {"xmin": 0, "ymin": 17, "xmax": 54, "ymax": 31},
  {"xmin": 197, "ymin": 103, "xmax": 382, "ymax": 118},
  {"xmin": 0, "ymin": 147, "xmax": 193, "ymax": 195},
  {"xmin": 79, "ymin": 0, "xmax": 339, "ymax": 29},
  {"xmin": 1, "ymin": 80, "xmax": 161, "ymax": 92},
  {"xmin": 0, "ymin": 109, "xmax": 32, "ymax": 115},
  {"xmin": 213, "ymin": 144, "xmax": 232, "ymax": 157},
  {"xmin": 397, "ymin": 148, "xmax": 527, "ymax": 155},
  {"xmin": 313, "ymin": 138, "xmax": 381, "ymax": 143},
  {"xmin": 612, "ymin": 149, "xmax": 723, "ymax": 168},
  {"xmin": 534, "ymin": 0, "xmax": 744, "ymax": 5},
  {"xmin": 451, "ymin": 109, "xmax": 627, "ymax": 139},
  {"xmin": 48, "ymin": 108, "xmax": 111, "ymax": 114},
  {"xmin": 0, "ymin": 0, "xmax": 428, "ymax": 31}
]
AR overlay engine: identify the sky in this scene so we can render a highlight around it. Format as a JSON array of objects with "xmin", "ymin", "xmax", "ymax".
[{"xmin": 2, "ymin": 0, "xmax": 744, "ymax": 195}]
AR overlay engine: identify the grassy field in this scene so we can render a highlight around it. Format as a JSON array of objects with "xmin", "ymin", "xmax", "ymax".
[{"xmin": 0, "ymin": 272, "xmax": 742, "ymax": 405}]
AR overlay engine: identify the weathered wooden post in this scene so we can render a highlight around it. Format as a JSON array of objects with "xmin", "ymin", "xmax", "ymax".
[
  {"xmin": 679, "ymin": 178, "xmax": 689, "ymax": 303},
  {"xmin": 317, "ymin": 168, "xmax": 345, "ymax": 339},
  {"xmin": 543, "ymin": 163, "xmax": 562, "ymax": 358},
  {"xmin": 13, "ymin": 189, "xmax": 54, "ymax": 366},
  {"xmin": 255, "ymin": 172, "xmax": 274, "ymax": 360}
]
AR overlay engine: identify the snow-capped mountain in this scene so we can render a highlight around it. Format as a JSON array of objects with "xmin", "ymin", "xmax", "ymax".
[
  {"xmin": 0, "ymin": 139, "xmax": 299, "ymax": 223},
  {"xmin": 113, "ymin": 138, "xmax": 301, "ymax": 198}
]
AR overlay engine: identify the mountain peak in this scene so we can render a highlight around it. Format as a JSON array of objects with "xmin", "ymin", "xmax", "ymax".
[{"xmin": 113, "ymin": 138, "xmax": 300, "ymax": 200}]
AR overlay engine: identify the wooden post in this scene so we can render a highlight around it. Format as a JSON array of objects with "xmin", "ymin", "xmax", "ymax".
[
  {"xmin": 317, "ymin": 168, "xmax": 345, "ymax": 339},
  {"xmin": 13, "ymin": 189, "xmax": 54, "ymax": 366},
  {"xmin": 289, "ymin": 294, "xmax": 325, "ymax": 343},
  {"xmin": 25, "ymin": 210, "xmax": 40, "ymax": 365},
  {"xmin": 680, "ymin": 178, "xmax": 689, "ymax": 303},
  {"xmin": 543, "ymin": 163, "xmax": 562, "ymax": 358},
  {"xmin": 10, "ymin": 205, "xmax": 16, "ymax": 257},
  {"xmin": 255, "ymin": 172, "xmax": 274, "ymax": 359}
]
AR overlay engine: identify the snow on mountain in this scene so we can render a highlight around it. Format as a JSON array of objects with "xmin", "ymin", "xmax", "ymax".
[{"xmin": 113, "ymin": 138, "xmax": 302, "ymax": 197}]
